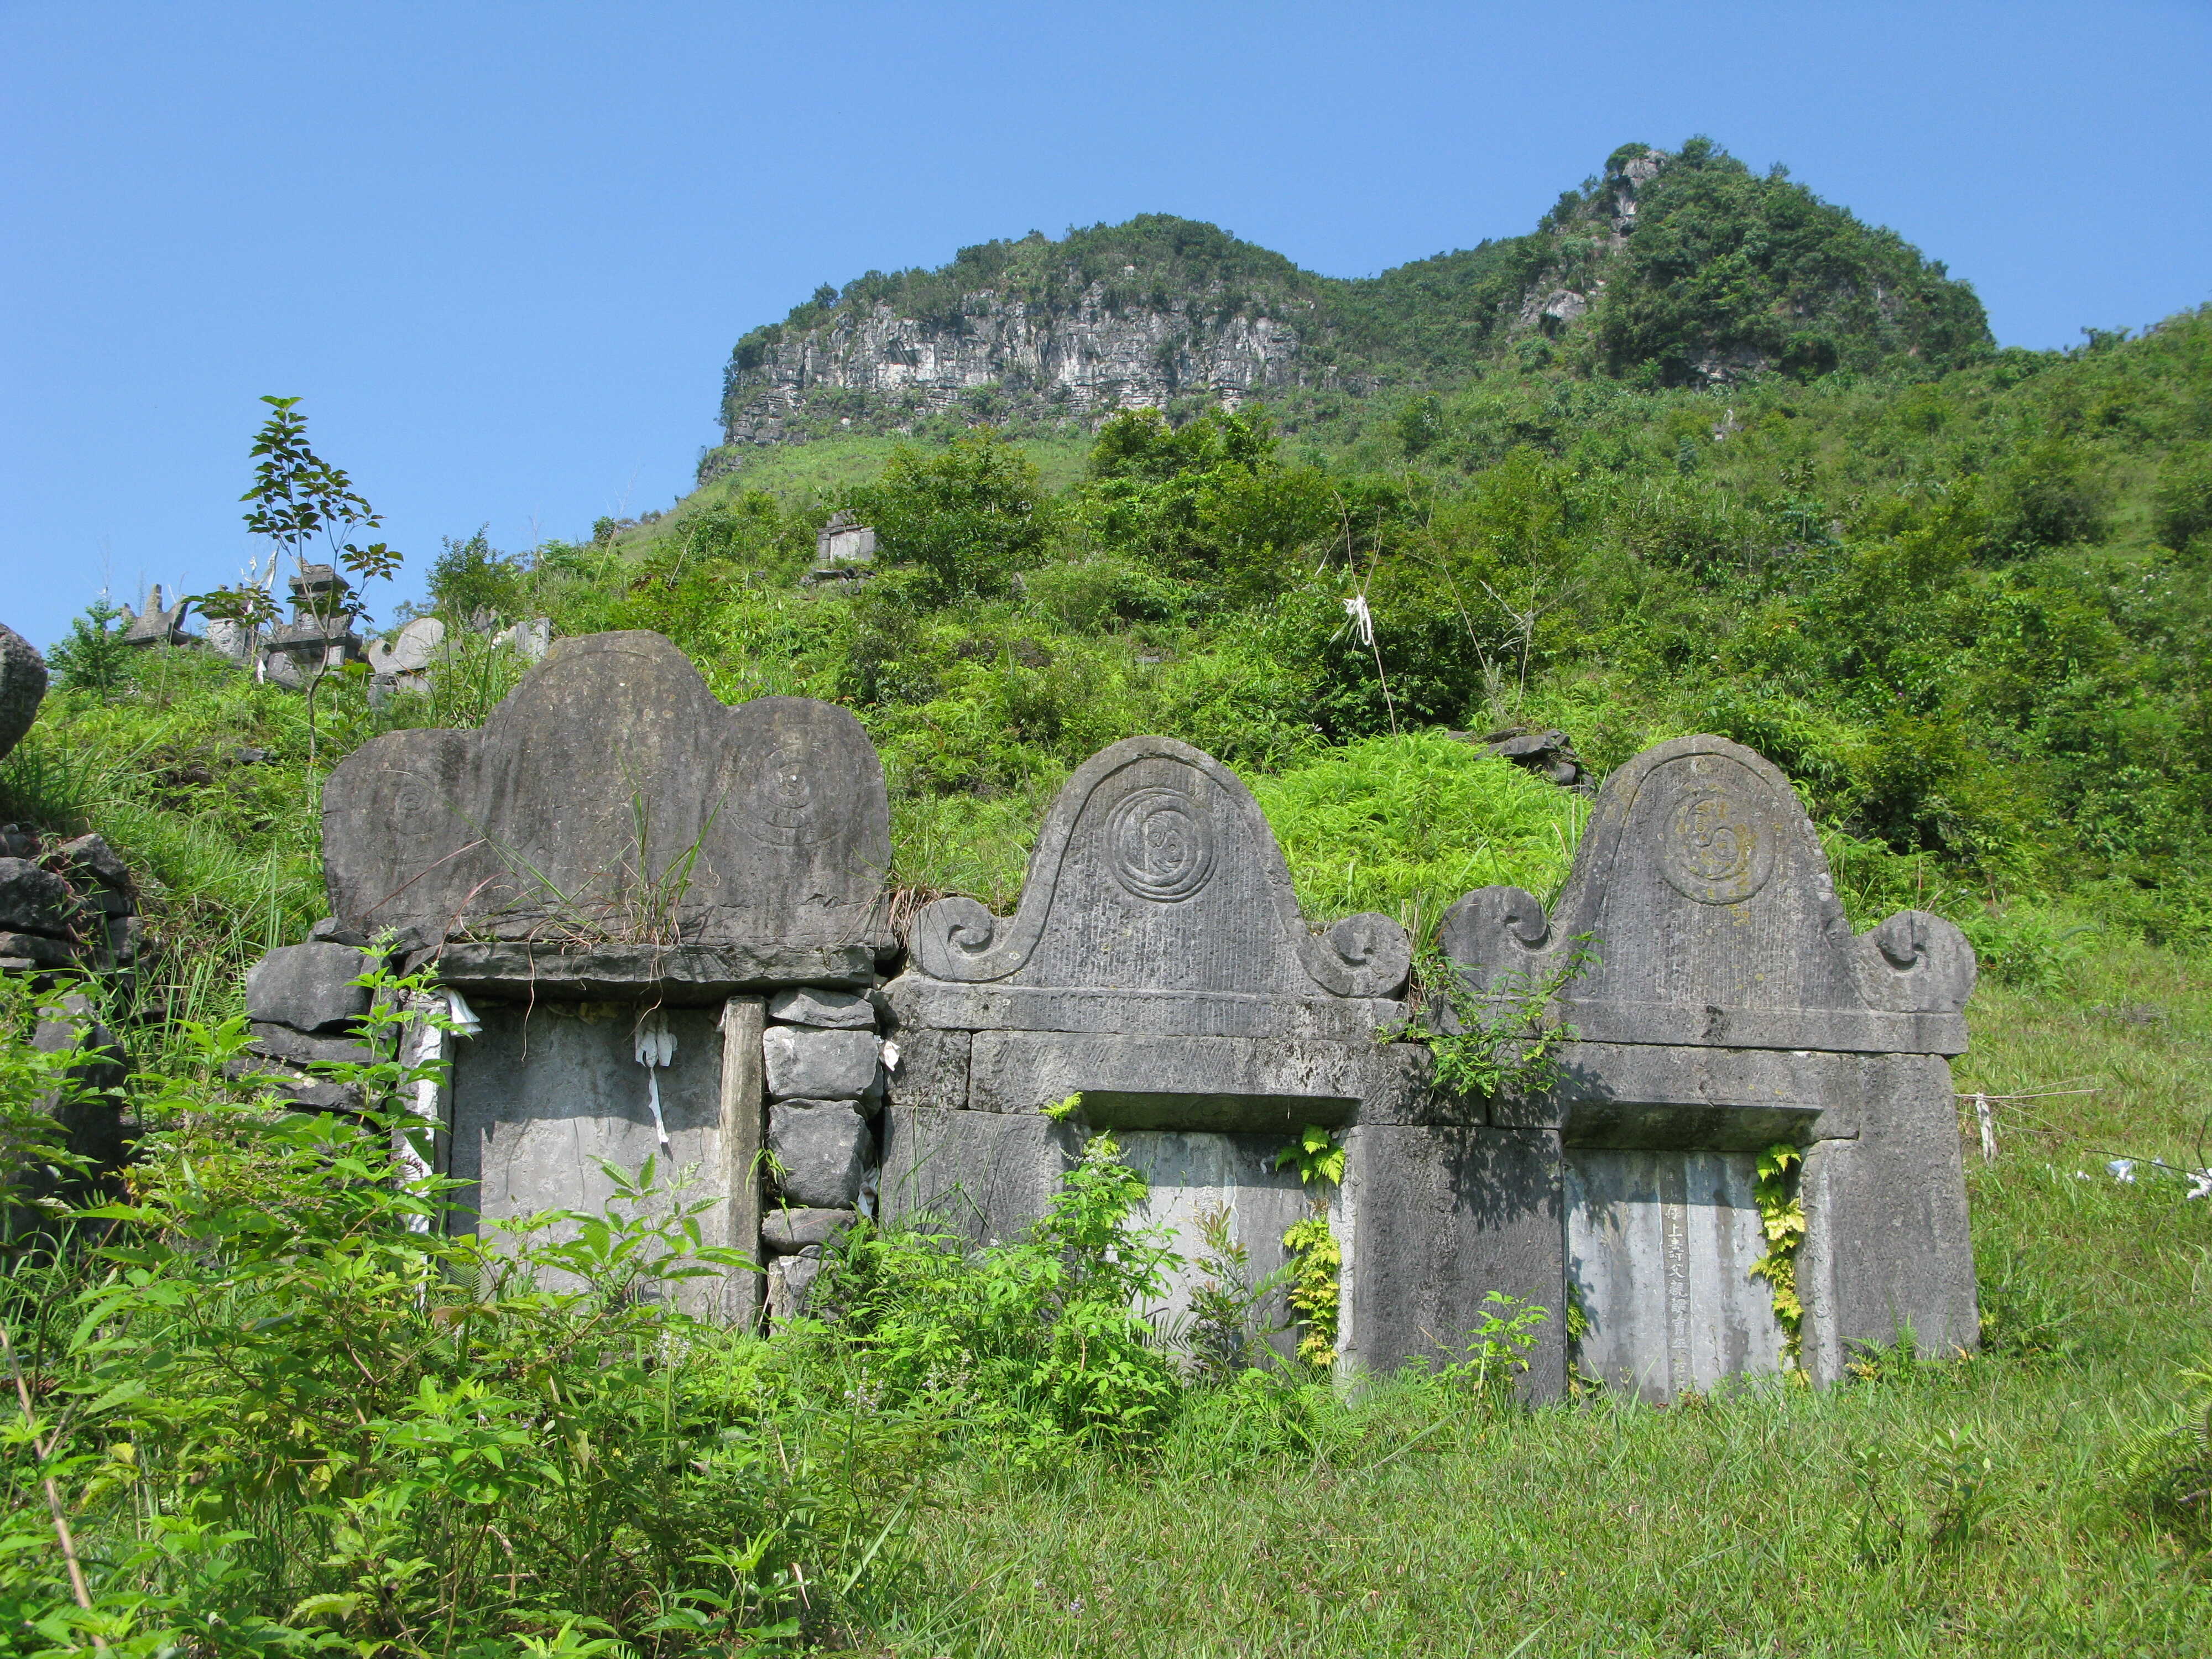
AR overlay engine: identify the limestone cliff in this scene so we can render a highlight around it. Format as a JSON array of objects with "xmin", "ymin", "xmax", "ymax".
[{"xmin": 705, "ymin": 145, "xmax": 1991, "ymax": 478}]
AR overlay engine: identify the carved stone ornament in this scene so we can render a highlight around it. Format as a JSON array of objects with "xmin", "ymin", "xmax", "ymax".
[
  {"xmin": 321, "ymin": 632, "xmax": 890, "ymax": 961},
  {"xmin": 1439, "ymin": 734, "xmax": 1976, "ymax": 1055},
  {"xmin": 898, "ymin": 736, "xmax": 1408, "ymax": 1039}
]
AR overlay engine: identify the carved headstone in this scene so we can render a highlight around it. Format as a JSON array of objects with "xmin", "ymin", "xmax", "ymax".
[
  {"xmin": 366, "ymin": 616, "xmax": 447, "ymax": 677},
  {"xmin": 1441, "ymin": 734, "xmax": 1979, "ymax": 1396},
  {"xmin": 321, "ymin": 631, "xmax": 890, "ymax": 984},
  {"xmin": 883, "ymin": 735, "xmax": 1417, "ymax": 1363}
]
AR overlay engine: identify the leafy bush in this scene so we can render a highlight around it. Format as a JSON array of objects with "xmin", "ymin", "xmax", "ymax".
[
  {"xmin": 849, "ymin": 430, "xmax": 1052, "ymax": 602},
  {"xmin": 815, "ymin": 1133, "xmax": 1183, "ymax": 1465}
]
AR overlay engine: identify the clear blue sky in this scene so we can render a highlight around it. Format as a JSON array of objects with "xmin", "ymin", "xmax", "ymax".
[{"xmin": 6, "ymin": 1, "xmax": 2210, "ymax": 651}]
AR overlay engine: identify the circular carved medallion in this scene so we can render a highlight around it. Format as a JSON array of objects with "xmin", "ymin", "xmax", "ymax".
[
  {"xmin": 1661, "ymin": 784, "xmax": 1773, "ymax": 905},
  {"xmin": 1107, "ymin": 785, "xmax": 1214, "ymax": 902},
  {"xmin": 738, "ymin": 736, "xmax": 840, "ymax": 848}
]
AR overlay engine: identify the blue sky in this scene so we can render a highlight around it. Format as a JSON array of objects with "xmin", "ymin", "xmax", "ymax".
[{"xmin": 6, "ymin": 1, "xmax": 2210, "ymax": 650}]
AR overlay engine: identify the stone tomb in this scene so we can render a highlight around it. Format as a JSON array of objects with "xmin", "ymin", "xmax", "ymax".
[
  {"xmin": 313, "ymin": 631, "xmax": 895, "ymax": 1321},
  {"xmin": 882, "ymin": 735, "xmax": 1462, "ymax": 1364},
  {"xmin": 1442, "ymin": 734, "xmax": 1979, "ymax": 1397}
]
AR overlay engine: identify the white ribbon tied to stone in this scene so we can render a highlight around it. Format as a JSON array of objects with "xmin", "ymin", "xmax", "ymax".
[{"xmin": 634, "ymin": 1014, "xmax": 676, "ymax": 1149}]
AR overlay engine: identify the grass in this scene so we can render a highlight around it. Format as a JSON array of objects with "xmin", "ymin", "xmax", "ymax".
[{"xmin": 844, "ymin": 936, "xmax": 2212, "ymax": 1658}]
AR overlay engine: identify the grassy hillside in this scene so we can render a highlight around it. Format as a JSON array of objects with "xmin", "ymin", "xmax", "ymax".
[{"xmin": 4, "ymin": 191, "xmax": 2210, "ymax": 1652}]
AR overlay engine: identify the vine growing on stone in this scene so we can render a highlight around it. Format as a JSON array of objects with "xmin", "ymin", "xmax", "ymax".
[{"xmin": 1750, "ymin": 1140, "xmax": 1807, "ymax": 1363}]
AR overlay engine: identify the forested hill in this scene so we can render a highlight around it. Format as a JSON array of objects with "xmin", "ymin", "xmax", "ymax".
[{"xmin": 706, "ymin": 139, "xmax": 1991, "ymax": 473}]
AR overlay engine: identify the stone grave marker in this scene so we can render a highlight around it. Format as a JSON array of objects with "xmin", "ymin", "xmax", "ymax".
[
  {"xmin": 1441, "ymin": 734, "xmax": 1979, "ymax": 1396},
  {"xmin": 307, "ymin": 629, "xmax": 895, "ymax": 1324},
  {"xmin": 881, "ymin": 734, "xmax": 1433, "ymax": 1366}
]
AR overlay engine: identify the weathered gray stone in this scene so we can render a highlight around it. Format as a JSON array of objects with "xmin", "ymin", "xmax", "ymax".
[
  {"xmin": 1440, "ymin": 737, "xmax": 1975, "ymax": 1056},
  {"xmin": 768, "ymin": 985, "xmax": 875, "ymax": 1029},
  {"xmin": 1116, "ymin": 1129, "xmax": 1313, "ymax": 1364},
  {"xmin": 54, "ymin": 835, "xmax": 128, "ymax": 893},
  {"xmin": 0, "ymin": 624, "xmax": 48, "ymax": 762},
  {"xmin": 0, "ymin": 931, "xmax": 74, "ymax": 968},
  {"xmin": 447, "ymin": 998, "xmax": 757, "ymax": 1316},
  {"xmin": 1566, "ymin": 1149, "xmax": 1786, "ymax": 1400},
  {"xmin": 880, "ymin": 1107, "xmax": 1083, "ymax": 1247},
  {"xmin": 879, "ymin": 1027, "xmax": 970, "ymax": 1112},
  {"xmin": 763, "ymin": 1025, "xmax": 879, "ymax": 1102},
  {"xmin": 424, "ymin": 939, "xmax": 874, "ymax": 1001},
  {"xmin": 119, "ymin": 587, "xmax": 191, "ymax": 648},
  {"xmin": 1339, "ymin": 1124, "xmax": 1567, "ymax": 1397},
  {"xmin": 245, "ymin": 943, "xmax": 371, "ymax": 1034},
  {"xmin": 247, "ymin": 1021, "xmax": 378, "ymax": 1067},
  {"xmin": 322, "ymin": 632, "xmax": 890, "ymax": 956},
  {"xmin": 1500, "ymin": 1042, "xmax": 1873, "ymax": 1145},
  {"xmin": 768, "ymin": 1100, "xmax": 874, "ymax": 1208},
  {"xmin": 765, "ymin": 1246, "xmax": 825, "ymax": 1324},
  {"xmin": 1798, "ymin": 1054, "xmax": 1980, "ymax": 1384},
  {"xmin": 0, "ymin": 859, "xmax": 70, "ymax": 939},
  {"xmin": 965, "ymin": 1030, "xmax": 1430, "ymax": 1130},
  {"xmin": 1441, "ymin": 733, "xmax": 1980, "ymax": 1396},
  {"xmin": 761, "ymin": 1204, "xmax": 857, "ymax": 1254},
  {"xmin": 904, "ymin": 737, "xmax": 1408, "ymax": 1020},
  {"xmin": 366, "ymin": 616, "xmax": 446, "ymax": 676},
  {"xmin": 18, "ymin": 995, "xmax": 130, "ymax": 1207}
]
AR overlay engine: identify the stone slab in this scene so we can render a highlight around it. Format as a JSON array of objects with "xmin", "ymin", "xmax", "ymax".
[
  {"xmin": 1441, "ymin": 736, "xmax": 1976, "ymax": 1057},
  {"xmin": 964, "ymin": 1030, "xmax": 1430, "ymax": 1129},
  {"xmin": 248, "ymin": 1021, "xmax": 378, "ymax": 1067},
  {"xmin": 1565, "ymin": 1149, "xmax": 1788, "ymax": 1400},
  {"xmin": 879, "ymin": 1107, "xmax": 1084, "ymax": 1248},
  {"xmin": 0, "ymin": 931, "xmax": 74, "ymax": 968},
  {"xmin": 763, "ymin": 1026, "xmax": 880, "ymax": 1102},
  {"xmin": 901, "ymin": 735, "xmax": 1409, "ymax": 1011},
  {"xmin": 246, "ymin": 943, "xmax": 371, "ymax": 1035},
  {"xmin": 1798, "ymin": 1054, "xmax": 1980, "ymax": 1384},
  {"xmin": 768, "ymin": 986, "xmax": 876, "ymax": 1029},
  {"xmin": 762, "ymin": 1205, "xmax": 857, "ymax": 1254},
  {"xmin": 423, "ymin": 939, "xmax": 875, "ymax": 1000},
  {"xmin": 1115, "ymin": 1129, "xmax": 1313, "ymax": 1365},
  {"xmin": 1338, "ymin": 1124, "xmax": 1567, "ymax": 1399},
  {"xmin": 0, "ymin": 858, "xmax": 69, "ymax": 939},
  {"xmin": 880, "ymin": 1027, "xmax": 971, "ymax": 1112},
  {"xmin": 716, "ymin": 998, "xmax": 766, "ymax": 1328},
  {"xmin": 447, "ymin": 999, "xmax": 750, "ymax": 1317},
  {"xmin": 885, "ymin": 978, "xmax": 1403, "ymax": 1042},
  {"xmin": 768, "ymin": 1099, "xmax": 874, "ymax": 1208},
  {"xmin": 322, "ymin": 632, "xmax": 890, "ymax": 951}
]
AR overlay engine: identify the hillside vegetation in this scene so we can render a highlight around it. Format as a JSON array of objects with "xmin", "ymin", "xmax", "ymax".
[
  {"xmin": 4, "ymin": 148, "xmax": 2211, "ymax": 1653},
  {"xmin": 713, "ymin": 139, "xmax": 1993, "ymax": 459}
]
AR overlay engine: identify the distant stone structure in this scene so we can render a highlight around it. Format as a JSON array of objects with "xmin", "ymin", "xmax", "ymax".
[
  {"xmin": 118, "ymin": 587, "xmax": 192, "ymax": 648},
  {"xmin": 802, "ymin": 513, "xmax": 876, "ymax": 586},
  {"xmin": 262, "ymin": 565, "xmax": 367, "ymax": 688},
  {"xmin": 1441, "ymin": 734, "xmax": 1978, "ymax": 1396}
]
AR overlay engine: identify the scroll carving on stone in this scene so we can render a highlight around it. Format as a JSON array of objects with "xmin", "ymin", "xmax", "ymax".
[
  {"xmin": 908, "ymin": 736, "xmax": 1409, "ymax": 1020},
  {"xmin": 1440, "ymin": 734, "xmax": 1975, "ymax": 1054}
]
